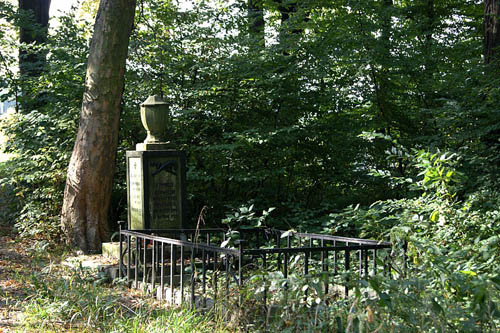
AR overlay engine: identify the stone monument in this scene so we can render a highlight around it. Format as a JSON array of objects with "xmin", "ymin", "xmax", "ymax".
[{"xmin": 126, "ymin": 95, "xmax": 186, "ymax": 230}]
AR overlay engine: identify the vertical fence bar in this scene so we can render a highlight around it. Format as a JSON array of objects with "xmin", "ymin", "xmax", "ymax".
[
  {"xmin": 160, "ymin": 242, "xmax": 164, "ymax": 300},
  {"xmin": 238, "ymin": 241, "xmax": 244, "ymax": 287},
  {"xmin": 151, "ymin": 240, "xmax": 156, "ymax": 294},
  {"xmin": 304, "ymin": 251, "xmax": 309, "ymax": 276},
  {"xmin": 345, "ymin": 249, "xmax": 350, "ymax": 297},
  {"xmin": 403, "ymin": 241, "xmax": 408, "ymax": 278},
  {"xmin": 373, "ymin": 248, "xmax": 377, "ymax": 276},
  {"xmin": 207, "ymin": 235, "xmax": 211, "ymax": 307},
  {"xmin": 387, "ymin": 253, "xmax": 392, "ymax": 279},
  {"xmin": 384, "ymin": 251, "xmax": 390, "ymax": 278},
  {"xmin": 180, "ymin": 245, "xmax": 185, "ymax": 304},
  {"xmin": 143, "ymin": 238, "xmax": 147, "ymax": 286},
  {"xmin": 213, "ymin": 250, "xmax": 218, "ymax": 303},
  {"xmin": 119, "ymin": 225, "xmax": 123, "ymax": 279},
  {"xmin": 364, "ymin": 248, "xmax": 368, "ymax": 277},
  {"xmin": 263, "ymin": 253, "xmax": 267, "ymax": 308},
  {"xmin": 202, "ymin": 249, "xmax": 206, "ymax": 307},
  {"xmin": 135, "ymin": 236, "xmax": 139, "ymax": 289},
  {"xmin": 304, "ymin": 250, "xmax": 309, "ymax": 300},
  {"xmin": 284, "ymin": 252, "xmax": 289, "ymax": 280},
  {"xmin": 333, "ymin": 240, "xmax": 337, "ymax": 276},
  {"xmin": 127, "ymin": 235, "xmax": 131, "ymax": 284},
  {"xmin": 238, "ymin": 241, "xmax": 244, "ymax": 307},
  {"xmin": 225, "ymin": 255, "xmax": 229, "ymax": 297},
  {"xmin": 277, "ymin": 234, "xmax": 281, "ymax": 271},
  {"xmin": 321, "ymin": 239, "xmax": 329, "ymax": 295},
  {"xmin": 359, "ymin": 246, "xmax": 362, "ymax": 277},
  {"xmin": 284, "ymin": 251, "xmax": 289, "ymax": 299},
  {"xmin": 170, "ymin": 243, "xmax": 175, "ymax": 305},
  {"xmin": 154, "ymin": 241, "xmax": 158, "ymax": 285},
  {"xmin": 190, "ymin": 247, "xmax": 195, "ymax": 309},
  {"xmin": 321, "ymin": 239, "xmax": 325, "ymax": 269}
]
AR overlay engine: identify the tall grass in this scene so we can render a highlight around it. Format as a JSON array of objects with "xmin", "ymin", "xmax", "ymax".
[{"xmin": 17, "ymin": 261, "xmax": 228, "ymax": 332}]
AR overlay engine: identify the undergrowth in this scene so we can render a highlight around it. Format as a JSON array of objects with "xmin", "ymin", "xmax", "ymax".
[
  {"xmin": 0, "ymin": 238, "xmax": 228, "ymax": 332},
  {"xmin": 20, "ymin": 268, "xmax": 228, "ymax": 332}
]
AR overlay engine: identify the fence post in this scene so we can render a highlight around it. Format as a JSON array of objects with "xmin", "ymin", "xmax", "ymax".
[
  {"xmin": 403, "ymin": 241, "xmax": 408, "ymax": 278},
  {"xmin": 118, "ymin": 221, "xmax": 124, "ymax": 279},
  {"xmin": 236, "ymin": 239, "xmax": 246, "ymax": 307}
]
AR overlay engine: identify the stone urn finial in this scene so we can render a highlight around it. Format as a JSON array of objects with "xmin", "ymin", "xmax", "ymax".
[{"xmin": 140, "ymin": 95, "xmax": 169, "ymax": 144}]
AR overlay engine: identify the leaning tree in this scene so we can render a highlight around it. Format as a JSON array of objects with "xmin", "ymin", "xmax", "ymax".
[{"xmin": 61, "ymin": 0, "xmax": 136, "ymax": 253}]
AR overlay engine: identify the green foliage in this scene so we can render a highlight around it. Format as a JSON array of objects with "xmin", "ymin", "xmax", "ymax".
[
  {"xmin": 0, "ymin": 158, "xmax": 19, "ymax": 230},
  {"xmin": 1, "ymin": 0, "xmax": 500, "ymax": 329},
  {"xmin": 319, "ymin": 149, "xmax": 500, "ymax": 331},
  {"xmin": 222, "ymin": 204, "xmax": 275, "ymax": 229},
  {"xmin": 0, "ymin": 8, "xmax": 90, "ymax": 239},
  {"xmin": 4, "ymin": 0, "xmax": 495, "ymax": 234}
]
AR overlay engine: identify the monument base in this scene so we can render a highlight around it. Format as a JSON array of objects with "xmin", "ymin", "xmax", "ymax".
[{"xmin": 136, "ymin": 142, "xmax": 176, "ymax": 151}]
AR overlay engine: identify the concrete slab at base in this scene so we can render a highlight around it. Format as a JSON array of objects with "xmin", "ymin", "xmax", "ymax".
[
  {"xmin": 135, "ymin": 279, "xmax": 213, "ymax": 309},
  {"xmin": 102, "ymin": 242, "xmax": 122, "ymax": 259},
  {"xmin": 62, "ymin": 254, "xmax": 118, "ymax": 270}
]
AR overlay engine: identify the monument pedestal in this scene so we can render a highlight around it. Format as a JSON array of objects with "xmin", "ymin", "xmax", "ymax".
[{"xmin": 126, "ymin": 150, "xmax": 186, "ymax": 230}]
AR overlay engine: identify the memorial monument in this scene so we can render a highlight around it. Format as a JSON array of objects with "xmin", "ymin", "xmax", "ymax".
[{"xmin": 126, "ymin": 95, "xmax": 187, "ymax": 230}]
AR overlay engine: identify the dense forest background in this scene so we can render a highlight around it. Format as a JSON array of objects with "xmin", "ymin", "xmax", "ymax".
[{"xmin": 0, "ymin": 0, "xmax": 499, "ymax": 330}]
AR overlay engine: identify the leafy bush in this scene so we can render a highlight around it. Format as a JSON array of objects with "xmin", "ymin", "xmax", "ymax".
[{"xmin": 0, "ymin": 10, "xmax": 89, "ymax": 239}]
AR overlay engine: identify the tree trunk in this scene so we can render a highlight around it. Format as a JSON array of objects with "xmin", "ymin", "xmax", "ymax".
[
  {"xmin": 370, "ymin": 0, "xmax": 394, "ymax": 134},
  {"xmin": 61, "ymin": 0, "xmax": 136, "ymax": 253},
  {"xmin": 484, "ymin": 0, "xmax": 500, "ymax": 64},
  {"xmin": 277, "ymin": 0, "xmax": 302, "ymax": 35},
  {"xmin": 248, "ymin": 0, "xmax": 264, "ymax": 45},
  {"xmin": 421, "ymin": 0, "xmax": 437, "ymax": 106},
  {"xmin": 18, "ymin": 0, "xmax": 51, "ymax": 77}
]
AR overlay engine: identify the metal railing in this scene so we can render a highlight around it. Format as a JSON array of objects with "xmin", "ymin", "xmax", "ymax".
[{"xmin": 118, "ymin": 225, "xmax": 401, "ymax": 307}]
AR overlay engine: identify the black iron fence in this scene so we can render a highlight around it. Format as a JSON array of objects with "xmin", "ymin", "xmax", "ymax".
[{"xmin": 118, "ymin": 225, "xmax": 403, "ymax": 308}]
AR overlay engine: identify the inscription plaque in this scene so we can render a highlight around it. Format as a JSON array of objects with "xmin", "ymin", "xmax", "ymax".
[
  {"xmin": 148, "ymin": 158, "xmax": 181, "ymax": 229},
  {"xmin": 128, "ymin": 157, "xmax": 143, "ymax": 230}
]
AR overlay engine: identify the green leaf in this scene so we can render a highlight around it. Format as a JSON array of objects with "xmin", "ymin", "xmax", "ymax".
[{"xmin": 430, "ymin": 210, "xmax": 439, "ymax": 222}]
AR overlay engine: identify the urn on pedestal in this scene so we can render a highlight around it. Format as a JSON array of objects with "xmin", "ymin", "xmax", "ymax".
[{"xmin": 136, "ymin": 95, "xmax": 174, "ymax": 151}]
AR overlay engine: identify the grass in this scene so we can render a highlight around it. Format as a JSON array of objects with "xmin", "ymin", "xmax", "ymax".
[{"xmin": 0, "ymin": 235, "xmax": 230, "ymax": 332}]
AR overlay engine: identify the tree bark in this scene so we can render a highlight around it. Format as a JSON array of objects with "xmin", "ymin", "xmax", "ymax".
[
  {"xmin": 484, "ymin": 0, "xmax": 500, "ymax": 64},
  {"xmin": 370, "ymin": 0, "xmax": 394, "ymax": 134},
  {"xmin": 248, "ymin": 0, "xmax": 264, "ymax": 45},
  {"xmin": 18, "ymin": 0, "xmax": 51, "ymax": 77},
  {"xmin": 61, "ymin": 0, "xmax": 136, "ymax": 253},
  {"xmin": 277, "ymin": 0, "xmax": 303, "ymax": 35}
]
